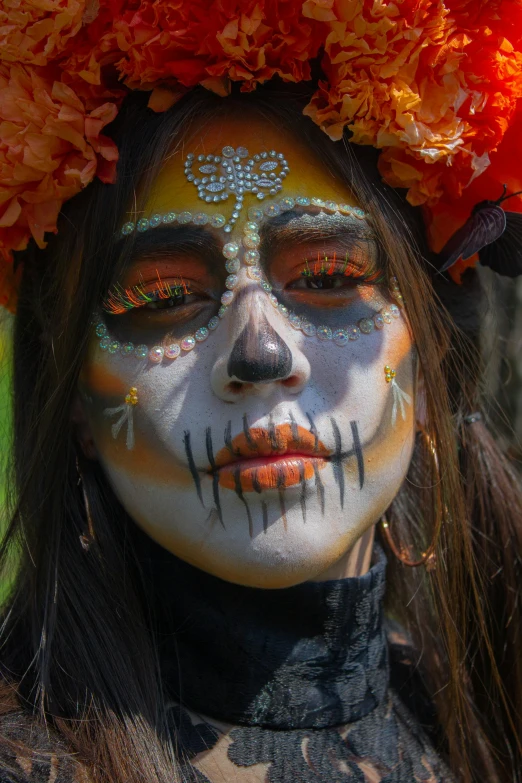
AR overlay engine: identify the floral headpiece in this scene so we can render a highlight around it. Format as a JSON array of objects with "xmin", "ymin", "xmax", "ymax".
[{"xmin": 1, "ymin": 0, "xmax": 522, "ymax": 311}]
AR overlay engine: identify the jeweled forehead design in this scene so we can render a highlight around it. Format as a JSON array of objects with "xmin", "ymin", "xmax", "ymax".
[{"xmin": 184, "ymin": 146, "xmax": 289, "ymax": 233}]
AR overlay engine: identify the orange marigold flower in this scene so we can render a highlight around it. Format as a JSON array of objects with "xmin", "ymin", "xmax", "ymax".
[
  {"xmin": 0, "ymin": 62, "xmax": 120, "ymax": 258},
  {"xmin": 303, "ymin": 0, "xmax": 522, "ymax": 207},
  {"xmin": 61, "ymin": 0, "xmax": 324, "ymax": 103},
  {"xmin": 0, "ymin": 0, "xmax": 86, "ymax": 67}
]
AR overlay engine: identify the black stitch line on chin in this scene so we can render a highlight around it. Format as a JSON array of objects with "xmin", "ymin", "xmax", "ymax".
[
  {"xmin": 252, "ymin": 469, "xmax": 263, "ymax": 495},
  {"xmin": 288, "ymin": 411, "xmax": 299, "ymax": 442},
  {"xmin": 313, "ymin": 461, "xmax": 325, "ymax": 515},
  {"xmin": 278, "ymin": 489, "xmax": 288, "ymax": 531},
  {"xmin": 275, "ymin": 465, "xmax": 288, "ymax": 530},
  {"xmin": 205, "ymin": 427, "xmax": 224, "ymax": 529},
  {"xmin": 234, "ymin": 466, "xmax": 253, "ymax": 538},
  {"xmin": 330, "ymin": 417, "xmax": 345, "ymax": 509},
  {"xmin": 261, "ymin": 501, "xmax": 268, "ymax": 534},
  {"xmin": 242, "ymin": 413, "xmax": 258, "ymax": 451},
  {"xmin": 183, "ymin": 431, "xmax": 204, "ymax": 508},
  {"xmin": 298, "ymin": 459, "xmax": 307, "ymax": 524},
  {"xmin": 306, "ymin": 412, "xmax": 319, "ymax": 452},
  {"xmin": 351, "ymin": 420, "xmax": 365, "ymax": 489}
]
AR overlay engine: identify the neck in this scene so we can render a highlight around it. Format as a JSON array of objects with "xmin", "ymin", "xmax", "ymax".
[{"xmin": 140, "ymin": 533, "xmax": 389, "ymax": 730}]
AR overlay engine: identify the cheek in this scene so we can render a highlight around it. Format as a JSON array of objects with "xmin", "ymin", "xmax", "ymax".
[
  {"xmin": 306, "ymin": 317, "xmax": 415, "ymax": 478},
  {"xmin": 79, "ymin": 337, "xmax": 215, "ymax": 485}
]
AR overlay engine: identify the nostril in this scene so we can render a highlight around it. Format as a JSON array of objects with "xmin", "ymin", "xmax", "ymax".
[
  {"xmin": 227, "ymin": 380, "xmax": 250, "ymax": 395},
  {"xmin": 282, "ymin": 375, "xmax": 302, "ymax": 389}
]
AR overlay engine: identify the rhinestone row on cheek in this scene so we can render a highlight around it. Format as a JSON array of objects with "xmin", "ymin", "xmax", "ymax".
[{"xmin": 99, "ymin": 197, "xmax": 404, "ymax": 363}]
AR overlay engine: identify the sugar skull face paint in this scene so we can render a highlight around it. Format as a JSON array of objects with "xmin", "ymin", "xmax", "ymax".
[{"xmin": 78, "ymin": 115, "xmax": 417, "ymax": 588}]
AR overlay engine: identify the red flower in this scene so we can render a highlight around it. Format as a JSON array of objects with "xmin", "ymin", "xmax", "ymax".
[
  {"xmin": 303, "ymin": 0, "xmax": 522, "ymax": 209},
  {"xmin": 423, "ymin": 101, "xmax": 522, "ymax": 281},
  {"xmin": 62, "ymin": 0, "xmax": 324, "ymax": 108}
]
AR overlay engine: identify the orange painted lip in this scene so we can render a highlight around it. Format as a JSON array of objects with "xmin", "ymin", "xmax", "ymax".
[{"xmin": 213, "ymin": 423, "xmax": 331, "ymax": 492}]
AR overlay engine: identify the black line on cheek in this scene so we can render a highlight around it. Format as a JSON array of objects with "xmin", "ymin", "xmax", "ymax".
[
  {"xmin": 183, "ymin": 431, "xmax": 204, "ymax": 507},
  {"xmin": 243, "ymin": 413, "xmax": 257, "ymax": 450},
  {"xmin": 234, "ymin": 467, "xmax": 253, "ymax": 538},
  {"xmin": 351, "ymin": 420, "xmax": 365, "ymax": 489},
  {"xmin": 313, "ymin": 461, "xmax": 325, "ymax": 515},
  {"xmin": 205, "ymin": 427, "xmax": 224, "ymax": 529},
  {"xmin": 261, "ymin": 501, "xmax": 268, "ymax": 534},
  {"xmin": 298, "ymin": 460, "xmax": 307, "ymax": 524},
  {"xmin": 289, "ymin": 411, "xmax": 299, "ymax": 442},
  {"xmin": 306, "ymin": 412, "xmax": 319, "ymax": 452},
  {"xmin": 330, "ymin": 417, "xmax": 345, "ymax": 509}
]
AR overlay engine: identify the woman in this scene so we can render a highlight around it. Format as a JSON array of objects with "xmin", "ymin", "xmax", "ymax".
[{"xmin": 0, "ymin": 3, "xmax": 521, "ymax": 782}]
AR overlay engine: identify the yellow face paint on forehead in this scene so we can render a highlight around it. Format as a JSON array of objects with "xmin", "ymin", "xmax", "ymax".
[{"xmin": 143, "ymin": 114, "xmax": 360, "ymax": 220}]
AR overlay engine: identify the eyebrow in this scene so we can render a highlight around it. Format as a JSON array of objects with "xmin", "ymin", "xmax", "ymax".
[
  {"xmin": 259, "ymin": 210, "xmax": 376, "ymax": 257},
  {"xmin": 112, "ymin": 225, "xmax": 224, "ymax": 276}
]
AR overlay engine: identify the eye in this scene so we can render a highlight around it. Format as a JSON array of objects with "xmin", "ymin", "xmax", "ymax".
[
  {"xmin": 142, "ymin": 287, "xmax": 190, "ymax": 309},
  {"xmin": 286, "ymin": 255, "xmax": 385, "ymax": 293},
  {"xmin": 103, "ymin": 278, "xmax": 195, "ymax": 315},
  {"xmin": 295, "ymin": 272, "xmax": 359, "ymax": 291}
]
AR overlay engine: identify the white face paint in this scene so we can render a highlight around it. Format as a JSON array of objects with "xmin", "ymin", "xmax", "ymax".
[{"xmin": 79, "ymin": 116, "xmax": 416, "ymax": 588}]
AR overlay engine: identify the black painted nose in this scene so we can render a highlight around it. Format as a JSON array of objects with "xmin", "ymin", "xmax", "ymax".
[{"xmin": 227, "ymin": 314, "xmax": 293, "ymax": 383}]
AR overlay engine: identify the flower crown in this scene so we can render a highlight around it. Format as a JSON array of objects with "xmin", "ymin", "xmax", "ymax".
[{"xmin": 1, "ymin": 0, "xmax": 522, "ymax": 311}]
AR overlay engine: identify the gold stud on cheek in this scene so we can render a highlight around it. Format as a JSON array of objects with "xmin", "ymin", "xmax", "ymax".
[
  {"xmin": 384, "ymin": 366, "xmax": 412, "ymax": 427},
  {"xmin": 125, "ymin": 387, "xmax": 139, "ymax": 406},
  {"xmin": 384, "ymin": 365, "xmax": 396, "ymax": 383},
  {"xmin": 103, "ymin": 386, "xmax": 139, "ymax": 450}
]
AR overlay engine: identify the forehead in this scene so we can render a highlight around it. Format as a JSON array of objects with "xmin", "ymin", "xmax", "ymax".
[{"xmin": 144, "ymin": 113, "xmax": 359, "ymax": 217}]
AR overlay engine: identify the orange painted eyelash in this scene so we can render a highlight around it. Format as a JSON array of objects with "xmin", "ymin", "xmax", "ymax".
[
  {"xmin": 300, "ymin": 252, "xmax": 384, "ymax": 284},
  {"xmin": 103, "ymin": 271, "xmax": 190, "ymax": 315}
]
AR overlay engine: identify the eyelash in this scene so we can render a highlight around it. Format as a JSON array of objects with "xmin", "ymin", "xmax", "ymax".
[
  {"xmin": 299, "ymin": 253, "xmax": 384, "ymax": 285},
  {"xmin": 103, "ymin": 275, "xmax": 190, "ymax": 315}
]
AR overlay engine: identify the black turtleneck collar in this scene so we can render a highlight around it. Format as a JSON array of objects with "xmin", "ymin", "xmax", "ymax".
[{"xmin": 144, "ymin": 540, "xmax": 388, "ymax": 730}]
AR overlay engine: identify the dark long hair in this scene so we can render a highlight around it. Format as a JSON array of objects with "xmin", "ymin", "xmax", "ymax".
[{"xmin": 0, "ymin": 84, "xmax": 521, "ymax": 783}]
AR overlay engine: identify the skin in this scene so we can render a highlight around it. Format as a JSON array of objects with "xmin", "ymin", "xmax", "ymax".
[{"xmin": 77, "ymin": 114, "xmax": 417, "ymax": 589}]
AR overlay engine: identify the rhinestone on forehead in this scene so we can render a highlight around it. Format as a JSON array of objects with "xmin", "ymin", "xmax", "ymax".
[{"xmin": 184, "ymin": 147, "xmax": 289, "ymax": 232}]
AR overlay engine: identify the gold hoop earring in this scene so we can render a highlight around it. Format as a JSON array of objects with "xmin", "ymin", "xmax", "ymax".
[
  {"xmin": 76, "ymin": 456, "xmax": 95, "ymax": 551},
  {"xmin": 380, "ymin": 426, "xmax": 442, "ymax": 570}
]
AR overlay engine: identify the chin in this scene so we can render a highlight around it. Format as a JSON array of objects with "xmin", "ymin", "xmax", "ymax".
[{"xmin": 136, "ymin": 513, "xmax": 364, "ymax": 589}]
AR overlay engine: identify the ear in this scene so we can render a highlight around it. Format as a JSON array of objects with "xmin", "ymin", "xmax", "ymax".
[
  {"xmin": 70, "ymin": 394, "xmax": 98, "ymax": 460},
  {"xmin": 414, "ymin": 358, "xmax": 428, "ymax": 430}
]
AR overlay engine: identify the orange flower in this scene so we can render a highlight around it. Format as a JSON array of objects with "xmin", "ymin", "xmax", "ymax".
[
  {"xmin": 0, "ymin": 0, "xmax": 86, "ymax": 66},
  {"xmin": 0, "ymin": 62, "xmax": 120, "ymax": 258},
  {"xmin": 61, "ymin": 0, "xmax": 323, "ymax": 106},
  {"xmin": 303, "ymin": 0, "xmax": 522, "ymax": 208}
]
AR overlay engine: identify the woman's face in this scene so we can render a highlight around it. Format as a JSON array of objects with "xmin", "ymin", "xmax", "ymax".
[{"xmin": 78, "ymin": 114, "xmax": 417, "ymax": 588}]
